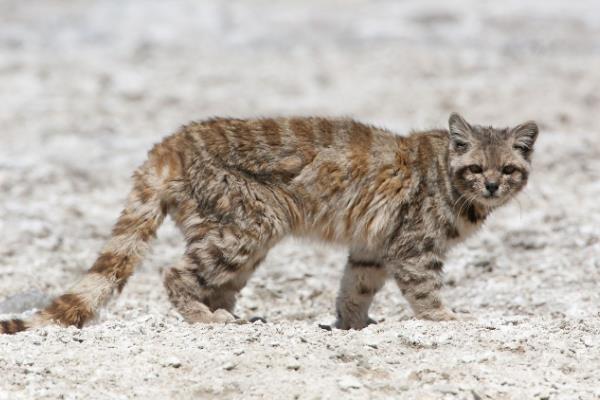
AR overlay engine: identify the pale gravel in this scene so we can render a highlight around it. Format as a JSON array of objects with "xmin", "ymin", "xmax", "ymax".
[{"xmin": 1, "ymin": 1, "xmax": 599, "ymax": 399}]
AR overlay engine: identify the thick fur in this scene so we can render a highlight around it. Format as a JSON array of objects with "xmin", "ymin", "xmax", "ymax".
[{"xmin": 0, "ymin": 113, "xmax": 537, "ymax": 334}]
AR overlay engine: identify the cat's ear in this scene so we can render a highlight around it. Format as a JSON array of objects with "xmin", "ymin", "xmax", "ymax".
[
  {"xmin": 510, "ymin": 120, "xmax": 538, "ymax": 158},
  {"xmin": 448, "ymin": 112, "xmax": 473, "ymax": 150}
]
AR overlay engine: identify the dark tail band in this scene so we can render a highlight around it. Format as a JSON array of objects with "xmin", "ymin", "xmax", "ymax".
[{"xmin": 0, "ymin": 319, "xmax": 28, "ymax": 335}]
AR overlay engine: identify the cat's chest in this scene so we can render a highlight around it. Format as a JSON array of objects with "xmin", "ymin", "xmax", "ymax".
[{"xmin": 447, "ymin": 217, "xmax": 483, "ymax": 248}]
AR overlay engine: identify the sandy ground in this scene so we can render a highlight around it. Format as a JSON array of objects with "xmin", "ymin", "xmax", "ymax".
[{"xmin": 1, "ymin": 0, "xmax": 600, "ymax": 399}]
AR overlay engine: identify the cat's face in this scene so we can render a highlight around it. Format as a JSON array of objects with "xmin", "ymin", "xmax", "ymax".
[{"xmin": 447, "ymin": 113, "xmax": 538, "ymax": 208}]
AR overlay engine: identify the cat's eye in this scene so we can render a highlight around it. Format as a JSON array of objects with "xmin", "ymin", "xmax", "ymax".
[
  {"xmin": 468, "ymin": 165, "xmax": 483, "ymax": 174},
  {"xmin": 454, "ymin": 141, "xmax": 468, "ymax": 151},
  {"xmin": 513, "ymin": 144, "xmax": 530, "ymax": 155},
  {"xmin": 502, "ymin": 165, "xmax": 516, "ymax": 175}
]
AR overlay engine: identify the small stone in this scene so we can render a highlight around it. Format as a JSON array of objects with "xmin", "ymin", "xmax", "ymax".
[
  {"xmin": 338, "ymin": 375, "xmax": 362, "ymax": 390},
  {"xmin": 461, "ymin": 355, "xmax": 476, "ymax": 363},
  {"xmin": 581, "ymin": 336, "xmax": 595, "ymax": 348},
  {"xmin": 164, "ymin": 357, "xmax": 182, "ymax": 368},
  {"xmin": 434, "ymin": 384, "xmax": 457, "ymax": 394},
  {"xmin": 249, "ymin": 316, "xmax": 267, "ymax": 324},
  {"xmin": 286, "ymin": 362, "xmax": 301, "ymax": 371},
  {"xmin": 223, "ymin": 362, "xmax": 237, "ymax": 371}
]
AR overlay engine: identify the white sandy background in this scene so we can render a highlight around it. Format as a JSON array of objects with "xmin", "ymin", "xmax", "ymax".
[{"xmin": 1, "ymin": 1, "xmax": 599, "ymax": 399}]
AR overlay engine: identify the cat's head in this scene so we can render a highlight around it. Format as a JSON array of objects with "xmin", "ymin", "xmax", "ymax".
[{"xmin": 447, "ymin": 112, "xmax": 538, "ymax": 208}]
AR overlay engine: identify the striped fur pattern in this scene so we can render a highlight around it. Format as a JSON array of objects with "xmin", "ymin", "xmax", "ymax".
[{"xmin": 0, "ymin": 113, "xmax": 538, "ymax": 333}]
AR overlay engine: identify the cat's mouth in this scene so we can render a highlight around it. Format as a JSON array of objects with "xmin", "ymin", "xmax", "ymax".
[
  {"xmin": 482, "ymin": 192, "xmax": 499, "ymax": 199},
  {"xmin": 477, "ymin": 192, "xmax": 508, "ymax": 207}
]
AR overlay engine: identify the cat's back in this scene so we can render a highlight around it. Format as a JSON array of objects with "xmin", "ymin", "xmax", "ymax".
[{"xmin": 174, "ymin": 116, "xmax": 401, "ymax": 179}]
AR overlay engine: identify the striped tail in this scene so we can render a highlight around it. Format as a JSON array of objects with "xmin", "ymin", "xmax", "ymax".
[{"xmin": 1, "ymin": 158, "xmax": 172, "ymax": 334}]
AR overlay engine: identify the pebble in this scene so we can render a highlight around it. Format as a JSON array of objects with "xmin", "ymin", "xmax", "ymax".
[
  {"xmin": 581, "ymin": 336, "xmax": 595, "ymax": 348},
  {"xmin": 433, "ymin": 384, "xmax": 457, "ymax": 395},
  {"xmin": 164, "ymin": 357, "xmax": 182, "ymax": 369},
  {"xmin": 338, "ymin": 375, "xmax": 362, "ymax": 390},
  {"xmin": 249, "ymin": 316, "xmax": 267, "ymax": 324},
  {"xmin": 223, "ymin": 362, "xmax": 237, "ymax": 371},
  {"xmin": 286, "ymin": 362, "xmax": 301, "ymax": 371}
]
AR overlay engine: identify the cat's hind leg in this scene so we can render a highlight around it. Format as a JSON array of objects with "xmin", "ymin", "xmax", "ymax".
[
  {"xmin": 163, "ymin": 224, "xmax": 270, "ymax": 324},
  {"xmin": 163, "ymin": 257, "xmax": 233, "ymax": 323}
]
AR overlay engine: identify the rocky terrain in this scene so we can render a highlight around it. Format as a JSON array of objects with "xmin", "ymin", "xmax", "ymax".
[{"xmin": 1, "ymin": 0, "xmax": 599, "ymax": 399}]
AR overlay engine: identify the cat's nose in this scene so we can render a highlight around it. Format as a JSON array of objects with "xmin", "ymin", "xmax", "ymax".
[{"xmin": 485, "ymin": 182, "xmax": 499, "ymax": 195}]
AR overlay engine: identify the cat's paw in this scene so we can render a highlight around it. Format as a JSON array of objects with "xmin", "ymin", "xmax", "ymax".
[
  {"xmin": 212, "ymin": 309, "xmax": 236, "ymax": 323},
  {"xmin": 334, "ymin": 316, "xmax": 377, "ymax": 330}
]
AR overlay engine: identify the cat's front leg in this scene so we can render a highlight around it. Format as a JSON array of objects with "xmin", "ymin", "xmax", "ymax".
[{"xmin": 386, "ymin": 252, "xmax": 457, "ymax": 321}]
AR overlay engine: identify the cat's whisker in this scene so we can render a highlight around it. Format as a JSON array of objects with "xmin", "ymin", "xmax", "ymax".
[
  {"xmin": 519, "ymin": 188, "xmax": 535, "ymax": 203},
  {"xmin": 514, "ymin": 197, "xmax": 524, "ymax": 220},
  {"xmin": 452, "ymin": 192, "xmax": 471, "ymax": 217}
]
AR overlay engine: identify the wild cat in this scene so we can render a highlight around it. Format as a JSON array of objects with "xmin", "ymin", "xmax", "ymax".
[{"xmin": 0, "ymin": 113, "xmax": 538, "ymax": 334}]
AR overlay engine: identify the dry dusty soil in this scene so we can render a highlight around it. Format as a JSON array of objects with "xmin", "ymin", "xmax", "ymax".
[{"xmin": 1, "ymin": 1, "xmax": 599, "ymax": 399}]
